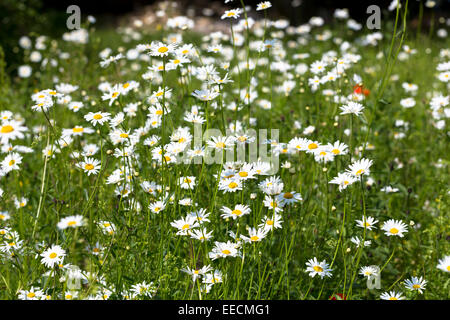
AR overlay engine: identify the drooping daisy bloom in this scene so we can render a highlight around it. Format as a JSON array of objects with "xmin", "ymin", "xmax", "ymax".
[
  {"xmin": 346, "ymin": 158, "xmax": 373, "ymax": 177},
  {"xmin": 437, "ymin": 256, "xmax": 450, "ymax": 273},
  {"xmin": 220, "ymin": 204, "xmax": 251, "ymax": 220},
  {"xmin": 98, "ymin": 220, "xmax": 115, "ymax": 235},
  {"xmin": 380, "ymin": 291, "xmax": 405, "ymax": 300},
  {"xmin": 77, "ymin": 157, "xmax": 101, "ymax": 176},
  {"xmin": 84, "ymin": 111, "xmax": 111, "ymax": 126},
  {"xmin": 404, "ymin": 276, "xmax": 427, "ymax": 294},
  {"xmin": 355, "ymin": 216, "xmax": 378, "ymax": 230},
  {"xmin": 57, "ymin": 215, "xmax": 85, "ymax": 230},
  {"xmin": 305, "ymin": 257, "xmax": 333, "ymax": 278},
  {"xmin": 381, "ymin": 219, "xmax": 408, "ymax": 237},
  {"xmin": 209, "ymin": 241, "xmax": 240, "ymax": 260},
  {"xmin": 40, "ymin": 245, "xmax": 66, "ymax": 268},
  {"xmin": 340, "ymin": 101, "xmax": 365, "ymax": 116}
]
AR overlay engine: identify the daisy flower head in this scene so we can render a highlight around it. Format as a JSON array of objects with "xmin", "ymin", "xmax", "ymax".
[
  {"xmin": 40, "ymin": 245, "xmax": 66, "ymax": 268},
  {"xmin": 437, "ymin": 255, "xmax": 450, "ymax": 273},
  {"xmin": 355, "ymin": 215, "xmax": 378, "ymax": 230},
  {"xmin": 277, "ymin": 191, "xmax": 302, "ymax": 205},
  {"xmin": 149, "ymin": 41, "xmax": 177, "ymax": 57},
  {"xmin": 380, "ymin": 291, "xmax": 405, "ymax": 300},
  {"xmin": 57, "ymin": 215, "xmax": 85, "ymax": 230},
  {"xmin": 329, "ymin": 172, "xmax": 357, "ymax": 192},
  {"xmin": 209, "ymin": 241, "xmax": 240, "ymax": 260},
  {"xmin": 359, "ymin": 266, "xmax": 379, "ymax": 280},
  {"xmin": 404, "ymin": 276, "xmax": 427, "ymax": 294},
  {"xmin": 84, "ymin": 111, "xmax": 111, "ymax": 126},
  {"xmin": 221, "ymin": 204, "xmax": 251, "ymax": 220},
  {"xmin": 170, "ymin": 215, "xmax": 198, "ymax": 236},
  {"xmin": 347, "ymin": 158, "xmax": 373, "ymax": 177},
  {"xmin": 258, "ymin": 213, "xmax": 283, "ymax": 231},
  {"xmin": 221, "ymin": 8, "xmax": 243, "ymax": 20},
  {"xmin": 18, "ymin": 287, "xmax": 45, "ymax": 300},
  {"xmin": 256, "ymin": 1, "xmax": 272, "ymax": 11},
  {"xmin": 1, "ymin": 152, "xmax": 22, "ymax": 173},
  {"xmin": 381, "ymin": 219, "xmax": 408, "ymax": 237},
  {"xmin": 305, "ymin": 257, "xmax": 333, "ymax": 278},
  {"xmin": 77, "ymin": 157, "xmax": 101, "ymax": 176},
  {"xmin": 179, "ymin": 176, "xmax": 196, "ymax": 190},
  {"xmin": 240, "ymin": 227, "xmax": 269, "ymax": 243},
  {"xmin": 149, "ymin": 200, "xmax": 166, "ymax": 214},
  {"xmin": 192, "ymin": 89, "xmax": 220, "ymax": 101},
  {"xmin": 340, "ymin": 101, "xmax": 365, "ymax": 116}
]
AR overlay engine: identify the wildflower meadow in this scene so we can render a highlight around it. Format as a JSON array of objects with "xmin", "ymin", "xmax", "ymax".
[{"xmin": 0, "ymin": 0, "xmax": 449, "ymax": 301}]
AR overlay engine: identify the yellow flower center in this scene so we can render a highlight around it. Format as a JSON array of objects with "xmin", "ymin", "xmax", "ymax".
[
  {"xmin": 228, "ymin": 182, "xmax": 238, "ymax": 189},
  {"xmin": 27, "ymin": 292, "xmax": 36, "ymax": 298},
  {"xmin": 313, "ymin": 266, "xmax": 323, "ymax": 272},
  {"xmin": 9, "ymin": 160, "xmax": 15, "ymax": 166},
  {"xmin": 308, "ymin": 143, "xmax": 318, "ymax": 150},
  {"xmin": 184, "ymin": 178, "xmax": 191, "ymax": 183},
  {"xmin": 356, "ymin": 169, "xmax": 364, "ymax": 176},
  {"xmin": 266, "ymin": 220, "xmax": 274, "ymax": 225},
  {"xmin": 390, "ymin": 228, "xmax": 399, "ymax": 234},
  {"xmin": 120, "ymin": 133, "xmax": 129, "ymax": 138},
  {"xmin": 93, "ymin": 114, "xmax": 103, "ymax": 120},
  {"xmin": 1, "ymin": 125, "xmax": 13, "ymax": 133},
  {"xmin": 239, "ymin": 171, "xmax": 248, "ymax": 177},
  {"xmin": 182, "ymin": 224, "xmax": 190, "ymax": 230},
  {"xmin": 216, "ymin": 142, "xmax": 225, "ymax": 149},
  {"xmin": 222, "ymin": 249, "xmax": 231, "ymax": 255},
  {"xmin": 67, "ymin": 221, "xmax": 77, "ymax": 226},
  {"xmin": 173, "ymin": 59, "xmax": 180, "ymax": 64},
  {"xmin": 84, "ymin": 164, "xmax": 94, "ymax": 170},
  {"xmin": 158, "ymin": 46, "xmax": 169, "ymax": 53},
  {"xmin": 389, "ymin": 297, "xmax": 398, "ymax": 300},
  {"xmin": 250, "ymin": 236, "xmax": 259, "ymax": 241},
  {"xmin": 49, "ymin": 252, "xmax": 57, "ymax": 259},
  {"xmin": 232, "ymin": 209, "xmax": 242, "ymax": 216},
  {"xmin": 123, "ymin": 83, "xmax": 130, "ymax": 89},
  {"xmin": 112, "ymin": 92, "xmax": 119, "ymax": 98},
  {"xmin": 413, "ymin": 284, "xmax": 421, "ymax": 289},
  {"xmin": 227, "ymin": 12, "xmax": 235, "ymax": 17},
  {"xmin": 446, "ymin": 266, "xmax": 450, "ymax": 271},
  {"xmin": 73, "ymin": 127, "xmax": 84, "ymax": 133},
  {"xmin": 332, "ymin": 149, "xmax": 340, "ymax": 155}
]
